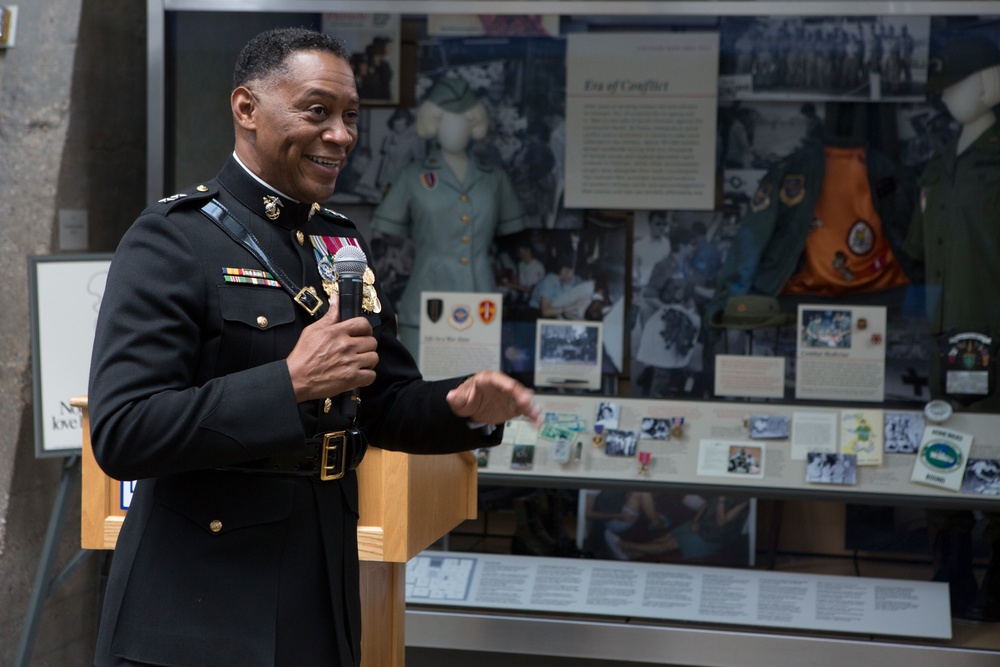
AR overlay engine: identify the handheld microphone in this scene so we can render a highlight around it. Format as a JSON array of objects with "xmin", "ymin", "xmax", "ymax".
[
  {"xmin": 333, "ymin": 245, "xmax": 367, "ymax": 321},
  {"xmin": 332, "ymin": 245, "xmax": 369, "ymax": 419}
]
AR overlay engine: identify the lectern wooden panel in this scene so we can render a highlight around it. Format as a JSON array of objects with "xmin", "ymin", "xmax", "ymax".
[{"xmin": 74, "ymin": 396, "xmax": 479, "ymax": 667}]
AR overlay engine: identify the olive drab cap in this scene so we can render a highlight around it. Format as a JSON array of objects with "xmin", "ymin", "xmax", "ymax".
[
  {"xmin": 927, "ymin": 34, "xmax": 1000, "ymax": 92},
  {"xmin": 426, "ymin": 76, "xmax": 479, "ymax": 113}
]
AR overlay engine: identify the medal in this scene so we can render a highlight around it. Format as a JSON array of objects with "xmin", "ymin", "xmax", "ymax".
[
  {"xmin": 310, "ymin": 236, "xmax": 382, "ymax": 313},
  {"xmin": 669, "ymin": 417, "xmax": 686, "ymax": 439},
  {"xmin": 638, "ymin": 451, "xmax": 652, "ymax": 475}
]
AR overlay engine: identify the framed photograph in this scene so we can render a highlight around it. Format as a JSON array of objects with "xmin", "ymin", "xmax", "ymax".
[
  {"xmin": 28, "ymin": 254, "xmax": 112, "ymax": 458},
  {"xmin": 534, "ymin": 319, "xmax": 603, "ymax": 390}
]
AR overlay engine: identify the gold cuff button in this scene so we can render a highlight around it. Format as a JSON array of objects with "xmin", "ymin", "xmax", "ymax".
[
  {"xmin": 257, "ymin": 315, "xmax": 269, "ymax": 328},
  {"xmin": 196, "ymin": 184, "xmax": 209, "ymax": 192},
  {"xmin": 210, "ymin": 520, "xmax": 222, "ymax": 533}
]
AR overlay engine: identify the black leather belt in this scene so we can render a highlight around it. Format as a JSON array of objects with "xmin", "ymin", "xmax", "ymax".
[{"xmin": 223, "ymin": 429, "xmax": 368, "ymax": 480}]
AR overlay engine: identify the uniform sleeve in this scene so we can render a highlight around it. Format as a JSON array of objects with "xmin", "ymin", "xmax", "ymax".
[
  {"xmin": 709, "ymin": 175, "xmax": 782, "ymax": 317},
  {"xmin": 371, "ymin": 167, "xmax": 414, "ymax": 237},
  {"xmin": 495, "ymin": 170, "xmax": 529, "ymax": 236},
  {"xmin": 88, "ymin": 211, "xmax": 305, "ymax": 481}
]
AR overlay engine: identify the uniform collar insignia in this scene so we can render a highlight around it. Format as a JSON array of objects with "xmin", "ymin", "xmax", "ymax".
[{"xmin": 263, "ymin": 195, "xmax": 283, "ymax": 220}]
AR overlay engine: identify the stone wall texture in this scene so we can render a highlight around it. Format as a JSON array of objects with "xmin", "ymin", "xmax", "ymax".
[{"xmin": 0, "ymin": 0, "xmax": 146, "ymax": 664}]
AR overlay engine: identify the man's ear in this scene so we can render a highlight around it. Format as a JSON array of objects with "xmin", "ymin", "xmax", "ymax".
[{"xmin": 232, "ymin": 86, "xmax": 257, "ymax": 130}]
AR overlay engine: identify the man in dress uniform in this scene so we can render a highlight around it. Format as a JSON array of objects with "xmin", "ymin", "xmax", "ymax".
[
  {"xmin": 88, "ymin": 28, "xmax": 539, "ymax": 666},
  {"xmin": 904, "ymin": 34, "xmax": 1000, "ymax": 621}
]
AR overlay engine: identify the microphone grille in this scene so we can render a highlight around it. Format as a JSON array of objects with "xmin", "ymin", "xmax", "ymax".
[{"xmin": 332, "ymin": 245, "xmax": 368, "ymax": 276}]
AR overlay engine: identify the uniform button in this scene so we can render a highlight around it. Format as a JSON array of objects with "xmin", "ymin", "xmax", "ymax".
[
  {"xmin": 210, "ymin": 520, "xmax": 222, "ymax": 533},
  {"xmin": 460, "ymin": 257, "xmax": 469, "ymax": 265},
  {"xmin": 196, "ymin": 184, "xmax": 209, "ymax": 192},
  {"xmin": 257, "ymin": 315, "xmax": 269, "ymax": 328},
  {"xmin": 461, "ymin": 215, "xmax": 471, "ymax": 222},
  {"xmin": 460, "ymin": 195, "xmax": 469, "ymax": 202},
  {"xmin": 461, "ymin": 236, "xmax": 470, "ymax": 243},
  {"xmin": 296, "ymin": 230, "xmax": 305, "ymax": 246}
]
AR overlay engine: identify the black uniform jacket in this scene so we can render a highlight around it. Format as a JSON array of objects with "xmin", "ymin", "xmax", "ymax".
[{"xmin": 88, "ymin": 157, "xmax": 500, "ymax": 666}]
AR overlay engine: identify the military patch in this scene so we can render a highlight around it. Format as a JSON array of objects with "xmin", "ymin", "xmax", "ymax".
[
  {"xmin": 448, "ymin": 305, "xmax": 474, "ymax": 331},
  {"xmin": 750, "ymin": 182, "xmax": 772, "ymax": 212},
  {"xmin": 420, "ymin": 171, "xmax": 438, "ymax": 190},
  {"xmin": 479, "ymin": 299, "xmax": 497, "ymax": 324},
  {"xmin": 779, "ymin": 175, "xmax": 805, "ymax": 206},
  {"xmin": 847, "ymin": 220, "xmax": 875, "ymax": 255}
]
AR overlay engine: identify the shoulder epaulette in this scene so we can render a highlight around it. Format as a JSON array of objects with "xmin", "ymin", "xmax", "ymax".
[{"xmin": 147, "ymin": 183, "xmax": 219, "ymax": 215}]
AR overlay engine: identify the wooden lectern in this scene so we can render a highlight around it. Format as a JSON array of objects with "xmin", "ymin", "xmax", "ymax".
[{"xmin": 74, "ymin": 396, "xmax": 478, "ymax": 667}]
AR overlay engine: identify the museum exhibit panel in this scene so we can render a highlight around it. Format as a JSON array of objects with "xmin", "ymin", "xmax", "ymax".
[{"xmin": 139, "ymin": 2, "xmax": 1000, "ymax": 665}]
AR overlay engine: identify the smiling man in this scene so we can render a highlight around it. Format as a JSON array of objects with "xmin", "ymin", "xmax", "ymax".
[{"xmin": 88, "ymin": 28, "xmax": 538, "ymax": 666}]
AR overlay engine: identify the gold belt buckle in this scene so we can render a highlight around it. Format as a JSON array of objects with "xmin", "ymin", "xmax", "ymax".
[
  {"xmin": 320, "ymin": 431, "xmax": 348, "ymax": 481},
  {"xmin": 294, "ymin": 285, "xmax": 323, "ymax": 316}
]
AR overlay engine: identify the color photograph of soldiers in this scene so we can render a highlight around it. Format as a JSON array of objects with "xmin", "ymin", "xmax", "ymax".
[
  {"xmin": 801, "ymin": 309, "xmax": 852, "ymax": 348},
  {"xmin": 720, "ymin": 16, "xmax": 929, "ymax": 101},
  {"xmin": 728, "ymin": 446, "xmax": 762, "ymax": 475}
]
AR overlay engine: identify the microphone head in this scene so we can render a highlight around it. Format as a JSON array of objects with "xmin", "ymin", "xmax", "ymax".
[{"xmin": 332, "ymin": 245, "xmax": 368, "ymax": 278}]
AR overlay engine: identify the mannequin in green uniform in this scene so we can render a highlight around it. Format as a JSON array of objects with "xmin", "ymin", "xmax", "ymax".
[
  {"xmin": 373, "ymin": 77, "xmax": 527, "ymax": 355},
  {"xmin": 904, "ymin": 34, "xmax": 1000, "ymax": 621}
]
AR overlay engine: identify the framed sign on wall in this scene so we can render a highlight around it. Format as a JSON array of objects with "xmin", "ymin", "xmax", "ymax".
[{"xmin": 28, "ymin": 254, "xmax": 112, "ymax": 458}]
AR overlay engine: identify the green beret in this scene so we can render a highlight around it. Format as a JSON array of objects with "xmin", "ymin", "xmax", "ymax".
[{"xmin": 426, "ymin": 77, "xmax": 478, "ymax": 113}]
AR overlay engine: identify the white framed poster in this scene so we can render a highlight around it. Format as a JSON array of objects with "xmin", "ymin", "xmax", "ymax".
[{"xmin": 28, "ymin": 254, "xmax": 112, "ymax": 458}]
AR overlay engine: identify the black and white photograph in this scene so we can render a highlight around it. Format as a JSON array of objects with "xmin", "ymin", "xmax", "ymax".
[
  {"xmin": 806, "ymin": 452, "xmax": 858, "ymax": 485},
  {"xmin": 718, "ymin": 101, "xmax": 825, "ymax": 173},
  {"xmin": 631, "ymin": 210, "xmax": 726, "ymax": 399},
  {"xmin": 594, "ymin": 401, "xmax": 621, "ymax": 431},
  {"xmin": 321, "ymin": 13, "xmax": 401, "ymax": 104},
  {"xmin": 604, "ymin": 429, "xmax": 639, "ymax": 458},
  {"xmin": 640, "ymin": 417, "xmax": 672, "ymax": 441},
  {"xmin": 961, "ymin": 458, "xmax": 1000, "ymax": 495},
  {"xmin": 748, "ymin": 415, "xmax": 790, "ymax": 440},
  {"xmin": 719, "ymin": 15, "xmax": 930, "ymax": 102},
  {"xmin": 510, "ymin": 444, "xmax": 536, "ymax": 471},
  {"xmin": 538, "ymin": 322, "xmax": 600, "ymax": 365},
  {"xmin": 884, "ymin": 412, "xmax": 925, "ymax": 454},
  {"xmin": 331, "ymin": 107, "xmax": 426, "ymax": 204}
]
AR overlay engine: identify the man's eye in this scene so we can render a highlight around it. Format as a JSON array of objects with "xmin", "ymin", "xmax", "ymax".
[{"xmin": 309, "ymin": 106, "xmax": 328, "ymax": 117}]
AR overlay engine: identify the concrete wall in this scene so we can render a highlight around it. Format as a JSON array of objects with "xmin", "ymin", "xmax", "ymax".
[{"xmin": 0, "ymin": 0, "xmax": 146, "ymax": 664}]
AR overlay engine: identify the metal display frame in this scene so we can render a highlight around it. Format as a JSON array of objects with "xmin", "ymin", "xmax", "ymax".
[{"xmin": 147, "ymin": 2, "xmax": 1000, "ymax": 664}]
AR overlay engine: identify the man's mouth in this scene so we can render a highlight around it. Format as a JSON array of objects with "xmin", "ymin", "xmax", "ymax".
[{"xmin": 308, "ymin": 156, "xmax": 341, "ymax": 168}]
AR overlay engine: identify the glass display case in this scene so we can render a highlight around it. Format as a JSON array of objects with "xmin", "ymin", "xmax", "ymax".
[{"xmin": 150, "ymin": 2, "xmax": 1000, "ymax": 663}]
